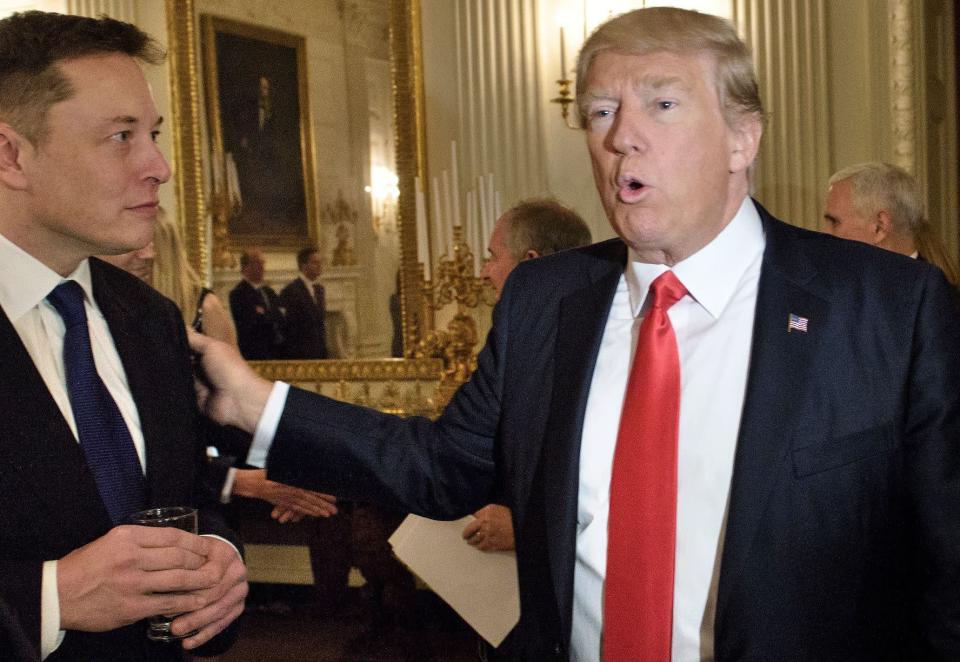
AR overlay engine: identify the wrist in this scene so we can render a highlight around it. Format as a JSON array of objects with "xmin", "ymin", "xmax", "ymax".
[
  {"xmin": 238, "ymin": 378, "xmax": 273, "ymax": 432},
  {"xmin": 231, "ymin": 469, "xmax": 262, "ymax": 499}
]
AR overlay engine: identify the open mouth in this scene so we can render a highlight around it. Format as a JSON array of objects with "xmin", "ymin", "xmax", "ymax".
[{"xmin": 617, "ymin": 175, "xmax": 647, "ymax": 201}]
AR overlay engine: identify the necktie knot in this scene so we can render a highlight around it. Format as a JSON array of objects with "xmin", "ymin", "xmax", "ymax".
[
  {"xmin": 47, "ymin": 280, "xmax": 88, "ymax": 329},
  {"xmin": 649, "ymin": 271, "xmax": 687, "ymax": 312}
]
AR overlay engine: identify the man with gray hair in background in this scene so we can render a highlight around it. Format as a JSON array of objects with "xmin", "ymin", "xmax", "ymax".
[
  {"xmin": 479, "ymin": 198, "xmax": 593, "ymax": 297},
  {"xmin": 823, "ymin": 161, "xmax": 960, "ymax": 284},
  {"xmin": 466, "ymin": 198, "xmax": 592, "ymax": 552}
]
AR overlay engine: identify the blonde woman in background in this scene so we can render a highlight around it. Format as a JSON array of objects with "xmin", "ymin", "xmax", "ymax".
[
  {"xmin": 100, "ymin": 209, "xmax": 337, "ymax": 525},
  {"xmin": 152, "ymin": 208, "xmax": 237, "ymax": 344}
]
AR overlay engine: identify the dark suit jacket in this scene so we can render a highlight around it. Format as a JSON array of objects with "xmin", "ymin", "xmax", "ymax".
[
  {"xmin": 264, "ymin": 202, "xmax": 960, "ymax": 661},
  {"xmin": 279, "ymin": 278, "xmax": 327, "ymax": 359},
  {"xmin": 230, "ymin": 279, "xmax": 285, "ymax": 360},
  {"xmin": 0, "ymin": 259, "xmax": 239, "ymax": 661},
  {"xmin": 0, "ymin": 596, "xmax": 37, "ymax": 661}
]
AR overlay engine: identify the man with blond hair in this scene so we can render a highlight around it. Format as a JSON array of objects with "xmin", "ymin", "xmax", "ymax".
[{"xmin": 193, "ymin": 7, "xmax": 960, "ymax": 660}]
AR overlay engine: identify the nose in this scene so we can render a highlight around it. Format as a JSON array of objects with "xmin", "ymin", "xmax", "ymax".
[
  {"xmin": 144, "ymin": 141, "xmax": 172, "ymax": 186},
  {"xmin": 480, "ymin": 259, "xmax": 492, "ymax": 282},
  {"xmin": 606, "ymin": 106, "xmax": 646, "ymax": 155}
]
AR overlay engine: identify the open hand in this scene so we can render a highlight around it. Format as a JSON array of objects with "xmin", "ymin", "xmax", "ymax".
[{"xmin": 233, "ymin": 468, "xmax": 338, "ymax": 520}]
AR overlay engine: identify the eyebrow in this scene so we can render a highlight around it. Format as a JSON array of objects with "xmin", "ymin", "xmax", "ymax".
[
  {"xmin": 104, "ymin": 115, "xmax": 164, "ymax": 128},
  {"xmin": 823, "ymin": 213, "xmax": 839, "ymax": 224}
]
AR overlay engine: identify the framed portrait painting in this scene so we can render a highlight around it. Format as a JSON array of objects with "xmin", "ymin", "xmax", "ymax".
[{"xmin": 201, "ymin": 15, "xmax": 317, "ymax": 247}]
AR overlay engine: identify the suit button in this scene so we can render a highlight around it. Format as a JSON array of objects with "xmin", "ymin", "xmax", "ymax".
[{"xmin": 553, "ymin": 643, "xmax": 562, "ymax": 657}]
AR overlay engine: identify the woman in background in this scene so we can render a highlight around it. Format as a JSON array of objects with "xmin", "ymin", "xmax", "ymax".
[
  {"xmin": 100, "ymin": 209, "xmax": 336, "ymax": 524},
  {"xmin": 152, "ymin": 208, "xmax": 237, "ymax": 344}
]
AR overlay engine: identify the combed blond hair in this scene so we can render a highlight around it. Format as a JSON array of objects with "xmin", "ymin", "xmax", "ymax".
[
  {"xmin": 151, "ymin": 208, "xmax": 205, "ymax": 327},
  {"xmin": 575, "ymin": 7, "xmax": 763, "ymax": 128}
]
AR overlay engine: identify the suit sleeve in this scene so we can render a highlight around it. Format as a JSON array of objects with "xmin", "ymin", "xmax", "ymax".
[
  {"xmin": 904, "ymin": 270, "xmax": 960, "ymax": 656},
  {"xmin": 0, "ymin": 561, "xmax": 40, "ymax": 660},
  {"xmin": 262, "ymin": 278, "xmax": 518, "ymax": 518}
]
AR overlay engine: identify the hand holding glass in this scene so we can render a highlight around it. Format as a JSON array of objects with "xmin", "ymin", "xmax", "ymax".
[{"xmin": 128, "ymin": 506, "xmax": 201, "ymax": 642}]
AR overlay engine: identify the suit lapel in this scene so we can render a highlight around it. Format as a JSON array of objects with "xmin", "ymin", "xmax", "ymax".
[
  {"xmin": 540, "ymin": 242, "xmax": 625, "ymax": 636},
  {"xmin": 715, "ymin": 213, "xmax": 828, "ymax": 631},
  {"xmin": 90, "ymin": 262, "xmax": 177, "ymax": 504}
]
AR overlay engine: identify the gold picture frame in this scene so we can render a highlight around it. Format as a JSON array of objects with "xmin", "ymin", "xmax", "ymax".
[{"xmin": 164, "ymin": 0, "xmax": 441, "ymax": 405}]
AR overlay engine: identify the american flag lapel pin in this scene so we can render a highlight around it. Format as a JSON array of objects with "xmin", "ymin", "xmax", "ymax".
[{"xmin": 787, "ymin": 313, "xmax": 809, "ymax": 333}]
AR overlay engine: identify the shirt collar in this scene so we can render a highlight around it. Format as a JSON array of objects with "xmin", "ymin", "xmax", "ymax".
[
  {"xmin": 624, "ymin": 196, "xmax": 765, "ymax": 319},
  {"xmin": 0, "ymin": 231, "xmax": 95, "ymax": 323}
]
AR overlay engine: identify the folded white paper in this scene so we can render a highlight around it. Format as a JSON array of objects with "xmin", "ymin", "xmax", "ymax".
[{"xmin": 389, "ymin": 514, "xmax": 520, "ymax": 647}]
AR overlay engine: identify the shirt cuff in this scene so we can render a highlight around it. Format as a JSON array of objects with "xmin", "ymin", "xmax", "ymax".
[
  {"xmin": 220, "ymin": 467, "xmax": 238, "ymax": 504},
  {"xmin": 200, "ymin": 534, "xmax": 242, "ymax": 560},
  {"xmin": 245, "ymin": 381, "xmax": 289, "ymax": 469},
  {"xmin": 41, "ymin": 560, "xmax": 66, "ymax": 660}
]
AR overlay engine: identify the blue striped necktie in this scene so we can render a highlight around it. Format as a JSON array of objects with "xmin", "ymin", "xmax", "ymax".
[{"xmin": 47, "ymin": 281, "xmax": 145, "ymax": 525}]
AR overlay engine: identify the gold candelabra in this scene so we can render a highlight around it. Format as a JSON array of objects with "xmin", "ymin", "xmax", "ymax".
[
  {"xmin": 415, "ymin": 226, "xmax": 496, "ymax": 397},
  {"xmin": 208, "ymin": 152, "xmax": 237, "ymax": 270}
]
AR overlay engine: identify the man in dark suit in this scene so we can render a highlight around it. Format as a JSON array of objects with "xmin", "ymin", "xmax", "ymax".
[
  {"xmin": 0, "ymin": 11, "xmax": 247, "ymax": 660},
  {"xmin": 191, "ymin": 7, "xmax": 960, "ymax": 661},
  {"xmin": 230, "ymin": 247, "xmax": 286, "ymax": 359},
  {"xmin": 280, "ymin": 246, "xmax": 328, "ymax": 359}
]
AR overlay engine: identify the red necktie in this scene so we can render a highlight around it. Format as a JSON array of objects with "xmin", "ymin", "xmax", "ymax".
[{"xmin": 604, "ymin": 270, "xmax": 688, "ymax": 662}]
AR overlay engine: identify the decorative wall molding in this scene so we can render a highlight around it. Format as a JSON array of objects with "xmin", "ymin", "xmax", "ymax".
[
  {"xmin": 889, "ymin": 0, "xmax": 916, "ymax": 174},
  {"xmin": 421, "ymin": 0, "xmax": 547, "ymax": 231}
]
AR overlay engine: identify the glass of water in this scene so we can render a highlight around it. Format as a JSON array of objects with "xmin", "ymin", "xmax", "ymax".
[{"xmin": 129, "ymin": 506, "xmax": 200, "ymax": 642}]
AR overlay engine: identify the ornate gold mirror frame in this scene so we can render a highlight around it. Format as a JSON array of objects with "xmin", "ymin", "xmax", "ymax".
[{"xmin": 164, "ymin": 0, "xmax": 443, "ymax": 413}]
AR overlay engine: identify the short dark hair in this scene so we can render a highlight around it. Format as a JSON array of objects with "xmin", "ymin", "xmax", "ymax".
[
  {"xmin": 0, "ymin": 11, "xmax": 164, "ymax": 143},
  {"xmin": 296, "ymin": 246, "xmax": 320, "ymax": 268},
  {"xmin": 504, "ymin": 198, "xmax": 592, "ymax": 260},
  {"xmin": 239, "ymin": 247, "xmax": 263, "ymax": 269}
]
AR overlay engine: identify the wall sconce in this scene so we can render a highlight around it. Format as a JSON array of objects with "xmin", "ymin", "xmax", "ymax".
[
  {"xmin": 550, "ymin": 25, "xmax": 580, "ymax": 130},
  {"xmin": 365, "ymin": 165, "xmax": 400, "ymax": 234}
]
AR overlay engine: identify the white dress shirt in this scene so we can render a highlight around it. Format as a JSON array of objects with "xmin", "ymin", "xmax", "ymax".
[
  {"xmin": 0, "ymin": 232, "xmax": 147, "ymax": 659},
  {"xmin": 572, "ymin": 197, "xmax": 765, "ymax": 661},
  {"xmin": 248, "ymin": 198, "xmax": 766, "ymax": 661}
]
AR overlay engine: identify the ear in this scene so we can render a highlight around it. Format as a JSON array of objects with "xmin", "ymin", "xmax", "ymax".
[
  {"xmin": 727, "ymin": 114, "xmax": 763, "ymax": 174},
  {"xmin": 0, "ymin": 123, "xmax": 30, "ymax": 190},
  {"xmin": 872, "ymin": 210, "xmax": 893, "ymax": 245},
  {"xmin": 523, "ymin": 249, "xmax": 541, "ymax": 261}
]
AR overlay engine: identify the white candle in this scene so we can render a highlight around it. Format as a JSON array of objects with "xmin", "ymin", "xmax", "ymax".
[
  {"xmin": 432, "ymin": 175, "xmax": 444, "ymax": 258},
  {"xmin": 415, "ymin": 176, "xmax": 431, "ymax": 280},
  {"xmin": 443, "ymin": 171, "xmax": 455, "ymax": 257},
  {"xmin": 468, "ymin": 191, "xmax": 480, "ymax": 273},
  {"xmin": 478, "ymin": 175, "xmax": 489, "ymax": 261},
  {"xmin": 451, "ymin": 141, "xmax": 461, "ymax": 230},
  {"xmin": 560, "ymin": 27, "xmax": 567, "ymax": 79},
  {"xmin": 486, "ymin": 174, "xmax": 496, "ymax": 240},
  {"xmin": 212, "ymin": 153, "xmax": 223, "ymax": 194}
]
